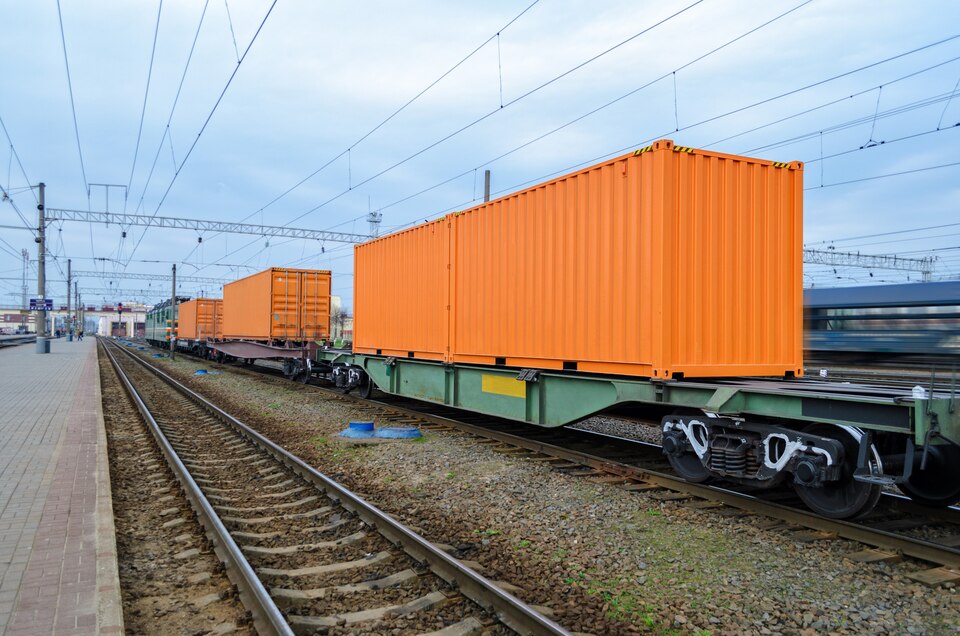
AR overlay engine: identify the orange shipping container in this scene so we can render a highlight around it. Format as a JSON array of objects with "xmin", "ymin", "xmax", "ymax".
[
  {"xmin": 222, "ymin": 268, "xmax": 331, "ymax": 341},
  {"xmin": 355, "ymin": 140, "xmax": 803, "ymax": 379},
  {"xmin": 353, "ymin": 219, "xmax": 450, "ymax": 360},
  {"xmin": 177, "ymin": 298, "xmax": 223, "ymax": 341}
]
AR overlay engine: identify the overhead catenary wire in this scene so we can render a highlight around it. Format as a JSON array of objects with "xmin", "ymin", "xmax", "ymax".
[
  {"xmin": 704, "ymin": 54, "xmax": 960, "ymax": 150},
  {"xmin": 282, "ymin": 0, "xmax": 707, "ymax": 228},
  {"xmin": 55, "ymin": 0, "xmax": 98, "ymax": 265},
  {"xmin": 332, "ymin": 12, "xmax": 944, "ymax": 237},
  {"xmin": 227, "ymin": 31, "xmax": 960, "ymax": 276},
  {"xmin": 808, "ymin": 221, "xmax": 960, "ymax": 246},
  {"xmin": 804, "ymin": 160, "xmax": 960, "ymax": 190},
  {"xmin": 0, "ymin": 114, "xmax": 38, "ymax": 205},
  {"xmin": 0, "ymin": 182, "xmax": 35, "ymax": 234},
  {"xmin": 183, "ymin": 0, "xmax": 545, "ymax": 266},
  {"xmin": 212, "ymin": 3, "xmax": 843, "ymax": 279},
  {"xmin": 125, "ymin": 0, "xmax": 278, "ymax": 267},
  {"xmin": 193, "ymin": 17, "xmax": 956, "ymax": 281},
  {"xmin": 126, "ymin": 0, "xmax": 164, "ymax": 211},
  {"xmin": 252, "ymin": 0, "xmax": 811, "ymax": 272},
  {"xmin": 937, "ymin": 71, "xmax": 960, "ymax": 129},
  {"xmin": 56, "ymin": 0, "xmax": 89, "ymax": 200},
  {"xmin": 745, "ymin": 85, "xmax": 960, "ymax": 155}
]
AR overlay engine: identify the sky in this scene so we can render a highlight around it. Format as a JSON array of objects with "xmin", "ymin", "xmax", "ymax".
[{"xmin": 1, "ymin": 0, "xmax": 959, "ymax": 310}]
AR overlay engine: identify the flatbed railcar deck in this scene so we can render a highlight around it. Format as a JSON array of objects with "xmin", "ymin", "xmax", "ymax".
[{"xmin": 312, "ymin": 350, "xmax": 960, "ymax": 520}]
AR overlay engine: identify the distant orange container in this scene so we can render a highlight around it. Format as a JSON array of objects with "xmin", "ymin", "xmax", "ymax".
[
  {"xmin": 353, "ymin": 219, "xmax": 449, "ymax": 360},
  {"xmin": 222, "ymin": 268, "xmax": 331, "ymax": 341},
  {"xmin": 177, "ymin": 298, "xmax": 222, "ymax": 341},
  {"xmin": 354, "ymin": 140, "xmax": 803, "ymax": 379}
]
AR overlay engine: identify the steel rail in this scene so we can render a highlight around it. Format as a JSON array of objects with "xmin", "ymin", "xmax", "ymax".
[
  {"xmin": 188, "ymin": 354, "xmax": 960, "ymax": 531},
  {"xmin": 352, "ymin": 395, "xmax": 960, "ymax": 570},
  {"xmin": 100, "ymin": 341, "xmax": 292, "ymax": 635},
  {"xmin": 109, "ymin": 341, "xmax": 569, "ymax": 636}
]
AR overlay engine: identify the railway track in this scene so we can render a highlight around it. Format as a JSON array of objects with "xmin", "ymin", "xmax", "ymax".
[
  {"xmin": 99, "ymin": 339, "xmax": 569, "ymax": 635},
  {"xmin": 153, "ymin": 346, "xmax": 960, "ymax": 586},
  {"xmin": 345, "ymin": 395, "xmax": 960, "ymax": 585}
]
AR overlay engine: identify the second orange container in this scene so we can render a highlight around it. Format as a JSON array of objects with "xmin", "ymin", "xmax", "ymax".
[
  {"xmin": 223, "ymin": 268, "xmax": 331, "ymax": 342},
  {"xmin": 177, "ymin": 298, "xmax": 223, "ymax": 340}
]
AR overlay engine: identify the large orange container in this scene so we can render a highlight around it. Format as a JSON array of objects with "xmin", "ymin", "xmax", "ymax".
[
  {"xmin": 353, "ymin": 219, "xmax": 450, "ymax": 360},
  {"xmin": 222, "ymin": 268, "xmax": 331, "ymax": 341},
  {"xmin": 354, "ymin": 140, "xmax": 803, "ymax": 379},
  {"xmin": 177, "ymin": 298, "xmax": 223, "ymax": 340}
]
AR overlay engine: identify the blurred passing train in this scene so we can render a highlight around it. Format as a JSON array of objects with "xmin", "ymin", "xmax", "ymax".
[{"xmin": 805, "ymin": 281, "xmax": 960, "ymax": 361}]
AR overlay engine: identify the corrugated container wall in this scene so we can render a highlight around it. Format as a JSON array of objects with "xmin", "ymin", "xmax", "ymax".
[
  {"xmin": 177, "ymin": 298, "xmax": 223, "ymax": 340},
  {"xmin": 353, "ymin": 219, "xmax": 450, "ymax": 360},
  {"xmin": 354, "ymin": 140, "xmax": 803, "ymax": 379},
  {"xmin": 223, "ymin": 268, "xmax": 331, "ymax": 341}
]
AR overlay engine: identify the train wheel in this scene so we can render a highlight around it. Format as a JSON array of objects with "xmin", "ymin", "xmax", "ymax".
[
  {"xmin": 899, "ymin": 445, "xmax": 960, "ymax": 507},
  {"xmin": 297, "ymin": 361, "xmax": 312, "ymax": 384},
  {"xmin": 794, "ymin": 424, "xmax": 881, "ymax": 519},
  {"xmin": 665, "ymin": 451, "xmax": 712, "ymax": 483},
  {"xmin": 357, "ymin": 375, "xmax": 374, "ymax": 399}
]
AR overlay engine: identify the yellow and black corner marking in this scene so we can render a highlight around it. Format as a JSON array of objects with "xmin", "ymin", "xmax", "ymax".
[
  {"xmin": 672, "ymin": 145, "xmax": 695, "ymax": 153},
  {"xmin": 771, "ymin": 161, "xmax": 790, "ymax": 168},
  {"xmin": 634, "ymin": 144, "xmax": 654, "ymax": 156}
]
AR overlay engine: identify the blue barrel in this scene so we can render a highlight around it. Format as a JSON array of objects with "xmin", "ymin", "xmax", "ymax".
[{"xmin": 340, "ymin": 421, "xmax": 376, "ymax": 438}]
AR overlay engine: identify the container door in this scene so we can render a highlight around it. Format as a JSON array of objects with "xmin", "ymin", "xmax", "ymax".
[
  {"xmin": 271, "ymin": 269, "xmax": 299, "ymax": 340},
  {"xmin": 299, "ymin": 271, "xmax": 331, "ymax": 341}
]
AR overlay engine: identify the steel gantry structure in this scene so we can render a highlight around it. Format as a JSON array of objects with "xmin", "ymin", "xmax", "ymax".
[
  {"xmin": 803, "ymin": 248, "xmax": 936, "ymax": 282},
  {"xmin": 44, "ymin": 209, "xmax": 373, "ymax": 243},
  {"xmin": 73, "ymin": 271, "xmax": 229, "ymax": 284}
]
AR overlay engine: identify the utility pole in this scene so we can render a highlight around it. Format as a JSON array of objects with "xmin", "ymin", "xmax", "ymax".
[
  {"xmin": 35, "ymin": 183, "xmax": 49, "ymax": 354},
  {"xmin": 483, "ymin": 170, "xmax": 491, "ymax": 203},
  {"xmin": 20, "ymin": 249, "xmax": 28, "ymax": 309},
  {"xmin": 366, "ymin": 211, "xmax": 382, "ymax": 238},
  {"xmin": 75, "ymin": 281, "xmax": 79, "ymax": 337},
  {"xmin": 20, "ymin": 249, "xmax": 28, "ymax": 333},
  {"xmin": 66, "ymin": 258, "xmax": 72, "ymax": 341},
  {"xmin": 170, "ymin": 264, "xmax": 176, "ymax": 360}
]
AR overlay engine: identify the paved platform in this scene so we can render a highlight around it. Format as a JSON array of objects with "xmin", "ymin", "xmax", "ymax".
[{"xmin": 0, "ymin": 338, "xmax": 122, "ymax": 635}]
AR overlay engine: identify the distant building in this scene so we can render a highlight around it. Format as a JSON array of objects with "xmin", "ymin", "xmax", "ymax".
[
  {"xmin": 0, "ymin": 305, "xmax": 147, "ymax": 338},
  {"xmin": 329, "ymin": 295, "xmax": 352, "ymax": 342}
]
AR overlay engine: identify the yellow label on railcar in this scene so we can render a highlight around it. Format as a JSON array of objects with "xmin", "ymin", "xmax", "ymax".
[{"xmin": 481, "ymin": 374, "xmax": 526, "ymax": 398}]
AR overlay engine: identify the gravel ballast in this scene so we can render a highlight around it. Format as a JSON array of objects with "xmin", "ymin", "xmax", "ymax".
[{"xmin": 132, "ymin": 350, "xmax": 959, "ymax": 634}]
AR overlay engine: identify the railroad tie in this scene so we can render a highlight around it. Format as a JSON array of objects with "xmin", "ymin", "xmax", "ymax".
[
  {"xmin": 906, "ymin": 567, "xmax": 960, "ymax": 587},
  {"xmin": 242, "ymin": 529, "xmax": 366, "ymax": 555},
  {"xmin": 270, "ymin": 569, "xmax": 419, "ymax": 607},
  {"xmin": 220, "ymin": 505, "xmax": 333, "ymax": 525},
  {"xmin": 417, "ymin": 616, "xmax": 486, "ymax": 636},
  {"xmin": 258, "ymin": 550, "xmax": 394, "ymax": 578},
  {"xmin": 286, "ymin": 591, "xmax": 449, "ymax": 631},
  {"xmin": 846, "ymin": 548, "xmax": 903, "ymax": 564}
]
